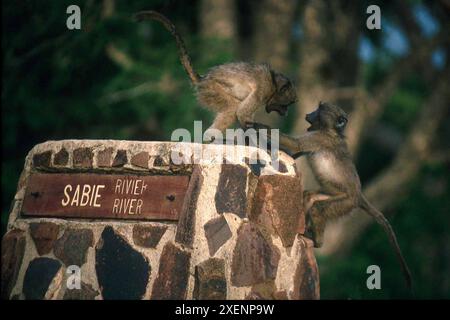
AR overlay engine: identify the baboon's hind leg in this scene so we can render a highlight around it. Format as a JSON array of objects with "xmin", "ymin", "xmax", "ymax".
[{"xmin": 305, "ymin": 194, "xmax": 354, "ymax": 248}]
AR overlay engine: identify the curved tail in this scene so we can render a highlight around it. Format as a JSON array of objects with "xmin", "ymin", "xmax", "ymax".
[
  {"xmin": 134, "ymin": 10, "xmax": 200, "ymax": 85},
  {"xmin": 359, "ymin": 195, "xmax": 412, "ymax": 291}
]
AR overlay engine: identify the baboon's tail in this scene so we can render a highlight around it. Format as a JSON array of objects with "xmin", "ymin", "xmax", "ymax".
[
  {"xmin": 134, "ymin": 10, "xmax": 200, "ymax": 85},
  {"xmin": 359, "ymin": 195, "xmax": 413, "ymax": 291}
]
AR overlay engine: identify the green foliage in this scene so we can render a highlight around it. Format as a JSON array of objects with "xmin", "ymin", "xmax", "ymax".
[{"xmin": 382, "ymin": 76, "xmax": 427, "ymax": 132}]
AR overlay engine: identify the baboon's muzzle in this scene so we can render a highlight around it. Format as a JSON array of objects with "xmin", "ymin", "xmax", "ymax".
[{"xmin": 306, "ymin": 109, "xmax": 318, "ymax": 124}]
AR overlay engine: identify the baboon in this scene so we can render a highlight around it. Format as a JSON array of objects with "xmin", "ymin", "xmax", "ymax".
[
  {"xmin": 251, "ymin": 102, "xmax": 412, "ymax": 289},
  {"xmin": 134, "ymin": 11, "xmax": 297, "ymax": 136}
]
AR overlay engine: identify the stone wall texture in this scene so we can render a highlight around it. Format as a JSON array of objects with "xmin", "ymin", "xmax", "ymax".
[{"xmin": 1, "ymin": 140, "xmax": 319, "ymax": 300}]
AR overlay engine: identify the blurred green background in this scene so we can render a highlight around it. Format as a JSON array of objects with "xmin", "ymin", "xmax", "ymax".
[{"xmin": 2, "ymin": 0, "xmax": 449, "ymax": 299}]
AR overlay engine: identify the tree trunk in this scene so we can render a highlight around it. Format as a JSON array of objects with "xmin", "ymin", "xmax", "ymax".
[
  {"xmin": 200, "ymin": 0, "xmax": 237, "ymax": 40},
  {"xmin": 252, "ymin": 0, "xmax": 297, "ymax": 72}
]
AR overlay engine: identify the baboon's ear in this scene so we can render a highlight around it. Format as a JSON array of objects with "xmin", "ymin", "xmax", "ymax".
[
  {"xmin": 274, "ymin": 73, "xmax": 289, "ymax": 90},
  {"xmin": 269, "ymin": 70, "xmax": 277, "ymax": 87}
]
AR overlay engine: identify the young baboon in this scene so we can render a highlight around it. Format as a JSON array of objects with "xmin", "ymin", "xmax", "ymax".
[
  {"xmin": 134, "ymin": 11, "xmax": 297, "ymax": 134},
  {"xmin": 251, "ymin": 102, "xmax": 412, "ymax": 289}
]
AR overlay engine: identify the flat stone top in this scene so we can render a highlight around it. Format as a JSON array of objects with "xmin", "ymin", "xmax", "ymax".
[{"xmin": 26, "ymin": 140, "xmax": 298, "ymax": 176}]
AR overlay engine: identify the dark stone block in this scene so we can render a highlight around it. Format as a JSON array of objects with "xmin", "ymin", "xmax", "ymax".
[
  {"xmin": 277, "ymin": 160, "xmax": 288, "ymax": 173},
  {"xmin": 250, "ymin": 175, "xmax": 303, "ymax": 247},
  {"xmin": 23, "ymin": 257, "xmax": 62, "ymax": 300},
  {"xmin": 54, "ymin": 148, "xmax": 69, "ymax": 166},
  {"xmin": 112, "ymin": 149, "xmax": 127, "ymax": 167},
  {"xmin": 175, "ymin": 166, "xmax": 203, "ymax": 247},
  {"xmin": 54, "ymin": 228, "xmax": 93, "ymax": 266},
  {"xmin": 133, "ymin": 225, "xmax": 167, "ymax": 248},
  {"xmin": 204, "ymin": 215, "xmax": 232, "ymax": 256},
  {"xmin": 153, "ymin": 155, "xmax": 168, "ymax": 166},
  {"xmin": 292, "ymin": 237, "xmax": 320, "ymax": 300},
  {"xmin": 215, "ymin": 164, "xmax": 248, "ymax": 218},
  {"xmin": 33, "ymin": 151, "xmax": 52, "ymax": 168},
  {"xmin": 64, "ymin": 282, "xmax": 99, "ymax": 300},
  {"xmin": 96, "ymin": 227, "xmax": 150, "ymax": 300},
  {"xmin": 151, "ymin": 242, "xmax": 190, "ymax": 300},
  {"xmin": 73, "ymin": 148, "xmax": 93, "ymax": 168},
  {"xmin": 193, "ymin": 258, "xmax": 227, "ymax": 300},
  {"xmin": 97, "ymin": 147, "xmax": 113, "ymax": 167},
  {"xmin": 231, "ymin": 222, "xmax": 280, "ymax": 287},
  {"xmin": 30, "ymin": 222, "xmax": 60, "ymax": 255},
  {"xmin": 131, "ymin": 152, "xmax": 149, "ymax": 168},
  {"xmin": 1, "ymin": 229, "xmax": 26, "ymax": 299}
]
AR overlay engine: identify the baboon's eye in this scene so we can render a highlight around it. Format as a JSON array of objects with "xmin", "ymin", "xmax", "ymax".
[
  {"xmin": 280, "ymin": 84, "xmax": 289, "ymax": 93},
  {"xmin": 336, "ymin": 116, "xmax": 347, "ymax": 128}
]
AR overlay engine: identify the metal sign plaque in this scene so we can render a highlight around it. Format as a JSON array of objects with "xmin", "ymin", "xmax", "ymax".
[{"xmin": 22, "ymin": 173, "xmax": 190, "ymax": 220}]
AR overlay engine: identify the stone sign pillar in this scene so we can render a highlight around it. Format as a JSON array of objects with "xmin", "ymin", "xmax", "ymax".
[{"xmin": 1, "ymin": 140, "xmax": 319, "ymax": 300}]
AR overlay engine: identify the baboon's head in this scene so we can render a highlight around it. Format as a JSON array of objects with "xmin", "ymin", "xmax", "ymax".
[
  {"xmin": 266, "ymin": 72, "xmax": 297, "ymax": 116},
  {"xmin": 306, "ymin": 102, "xmax": 348, "ymax": 135}
]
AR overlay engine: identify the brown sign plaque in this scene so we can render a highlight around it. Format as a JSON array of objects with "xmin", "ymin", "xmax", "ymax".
[{"xmin": 22, "ymin": 173, "xmax": 190, "ymax": 221}]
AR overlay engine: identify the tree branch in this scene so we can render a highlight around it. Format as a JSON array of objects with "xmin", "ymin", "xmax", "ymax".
[
  {"xmin": 102, "ymin": 0, "xmax": 134, "ymax": 70},
  {"xmin": 97, "ymin": 73, "xmax": 181, "ymax": 105},
  {"xmin": 105, "ymin": 43, "xmax": 134, "ymax": 70}
]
